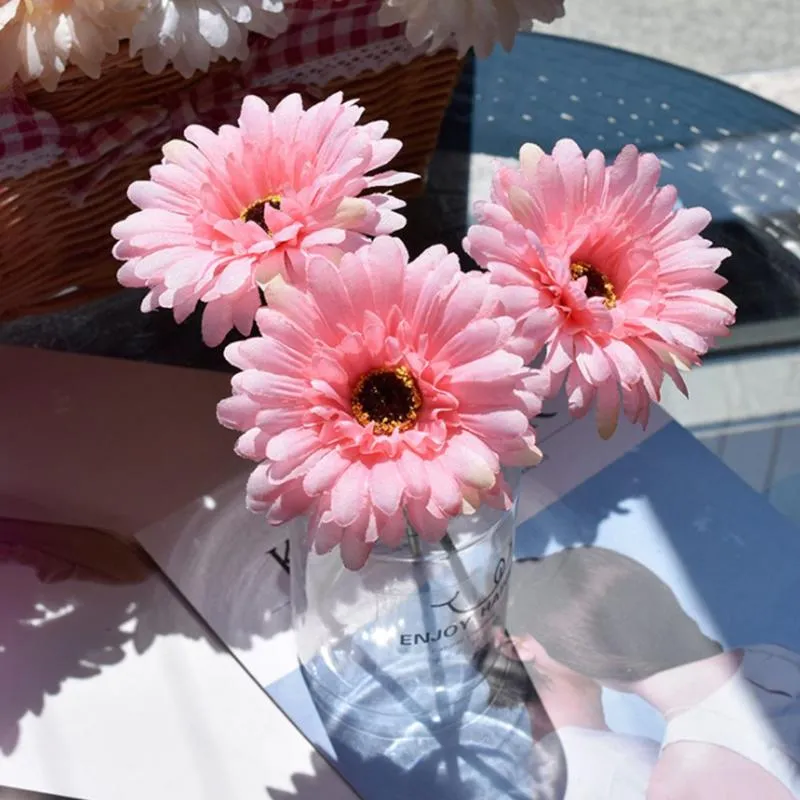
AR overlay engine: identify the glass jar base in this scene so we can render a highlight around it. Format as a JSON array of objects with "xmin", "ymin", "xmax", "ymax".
[
  {"xmin": 302, "ymin": 640, "xmax": 514, "ymax": 740},
  {"xmin": 305, "ymin": 654, "xmax": 543, "ymax": 800}
]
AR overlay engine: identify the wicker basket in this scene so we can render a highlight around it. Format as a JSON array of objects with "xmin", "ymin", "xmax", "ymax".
[{"xmin": 0, "ymin": 47, "xmax": 462, "ymax": 321}]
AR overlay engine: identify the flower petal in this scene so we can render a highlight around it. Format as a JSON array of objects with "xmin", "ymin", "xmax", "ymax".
[
  {"xmin": 369, "ymin": 460, "xmax": 404, "ymax": 516},
  {"xmin": 303, "ymin": 449, "xmax": 351, "ymax": 496},
  {"xmin": 397, "ymin": 448, "xmax": 431, "ymax": 500},
  {"xmin": 330, "ymin": 461, "xmax": 369, "ymax": 528}
]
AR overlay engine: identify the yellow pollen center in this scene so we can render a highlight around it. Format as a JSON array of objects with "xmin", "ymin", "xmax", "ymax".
[
  {"xmin": 351, "ymin": 366, "xmax": 422, "ymax": 436},
  {"xmin": 240, "ymin": 194, "xmax": 282, "ymax": 233},
  {"xmin": 570, "ymin": 261, "xmax": 617, "ymax": 308}
]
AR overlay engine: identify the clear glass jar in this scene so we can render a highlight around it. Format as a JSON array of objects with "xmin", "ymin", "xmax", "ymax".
[{"xmin": 290, "ymin": 495, "xmax": 520, "ymax": 742}]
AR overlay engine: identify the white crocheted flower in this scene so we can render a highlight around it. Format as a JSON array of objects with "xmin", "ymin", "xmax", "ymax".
[
  {"xmin": 0, "ymin": 0, "xmax": 143, "ymax": 91},
  {"xmin": 129, "ymin": 0, "xmax": 293, "ymax": 78},
  {"xmin": 379, "ymin": 0, "xmax": 565, "ymax": 58}
]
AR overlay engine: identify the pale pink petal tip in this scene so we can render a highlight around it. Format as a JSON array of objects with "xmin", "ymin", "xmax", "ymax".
[{"xmin": 465, "ymin": 137, "xmax": 736, "ymax": 435}]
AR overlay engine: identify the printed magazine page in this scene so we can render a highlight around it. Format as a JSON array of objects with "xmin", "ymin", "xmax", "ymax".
[{"xmin": 138, "ymin": 404, "xmax": 800, "ymax": 799}]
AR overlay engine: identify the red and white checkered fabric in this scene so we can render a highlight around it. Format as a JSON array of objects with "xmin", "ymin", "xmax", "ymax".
[
  {"xmin": 0, "ymin": 0, "xmax": 420, "ymax": 186},
  {"xmin": 254, "ymin": 0, "xmax": 406, "ymax": 81}
]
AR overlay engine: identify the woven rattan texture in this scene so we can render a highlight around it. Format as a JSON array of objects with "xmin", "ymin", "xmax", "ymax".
[{"xmin": 0, "ymin": 48, "xmax": 462, "ymax": 320}]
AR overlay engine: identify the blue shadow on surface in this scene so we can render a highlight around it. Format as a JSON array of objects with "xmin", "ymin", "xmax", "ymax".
[{"xmin": 517, "ymin": 420, "xmax": 800, "ymax": 649}]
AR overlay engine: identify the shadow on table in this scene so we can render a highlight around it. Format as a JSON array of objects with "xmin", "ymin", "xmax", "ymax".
[
  {"xmin": 0, "ymin": 788, "xmax": 81, "ymax": 799},
  {"xmin": 402, "ymin": 57, "xmax": 476, "ymax": 264},
  {"xmin": 265, "ymin": 751, "xmax": 359, "ymax": 800},
  {"xmin": 706, "ymin": 217, "xmax": 800, "ymax": 353},
  {"xmin": 265, "ymin": 739, "xmax": 561, "ymax": 800},
  {"xmin": 266, "ymin": 653, "xmax": 566, "ymax": 800},
  {"xmin": 0, "ymin": 288, "xmax": 232, "ymax": 372},
  {"xmin": 0, "ymin": 519, "xmax": 210, "ymax": 756}
]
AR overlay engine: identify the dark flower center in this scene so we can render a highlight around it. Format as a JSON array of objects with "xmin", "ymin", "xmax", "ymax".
[
  {"xmin": 240, "ymin": 194, "xmax": 282, "ymax": 233},
  {"xmin": 570, "ymin": 261, "xmax": 617, "ymax": 308},
  {"xmin": 351, "ymin": 366, "xmax": 422, "ymax": 436}
]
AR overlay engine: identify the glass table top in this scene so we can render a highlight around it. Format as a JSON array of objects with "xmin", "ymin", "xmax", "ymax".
[
  {"xmin": 407, "ymin": 34, "xmax": 800, "ymax": 529},
  {"xmin": 424, "ymin": 33, "xmax": 800, "ymax": 356}
]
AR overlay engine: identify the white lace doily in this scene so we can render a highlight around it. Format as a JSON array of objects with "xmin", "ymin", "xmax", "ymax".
[
  {"xmin": 251, "ymin": 37, "xmax": 442, "ymax": 88},
  {"xmin": 0, "ymin": 33, "xmax": 456, "ymax": 184},
  {"xmin": 0, "ymin": 145, "xmax": 63, "ymax": 183}
]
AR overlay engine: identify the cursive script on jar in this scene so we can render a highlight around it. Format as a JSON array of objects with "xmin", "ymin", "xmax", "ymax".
[{"xmin": 398, "ymin": 548, "xmax": 512, "ymax": 648}]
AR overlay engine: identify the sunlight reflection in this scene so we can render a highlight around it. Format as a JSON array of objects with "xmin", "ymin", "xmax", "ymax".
[
  {"xmin": 23, "ymin": 602, "xmax": 75, "ymax": 627},
  {"xmin": 370, "ymin": 625, "xmax": 398, "ymax": 648}
]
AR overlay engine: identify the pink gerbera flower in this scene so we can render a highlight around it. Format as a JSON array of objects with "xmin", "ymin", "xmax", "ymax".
[
  {"xmin": 112, "ymin": 92, "xmax": 413, "ymax": 346},
  {"xmin": 217, "ymin": 236, "xmax": 543, "ymax": 569},
  {"xmin": 465, "ymin": 139, "xmax": 736, "ymax": 438}
]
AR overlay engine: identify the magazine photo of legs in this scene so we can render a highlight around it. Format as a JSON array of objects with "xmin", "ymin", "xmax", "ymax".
[
  {"xmin": 506, "ymin": 547, "xmax": 800, "ymax": 799},
  {"xmin": 492, "ymin": 627, "xmax": 659, "ymax": 800}
]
